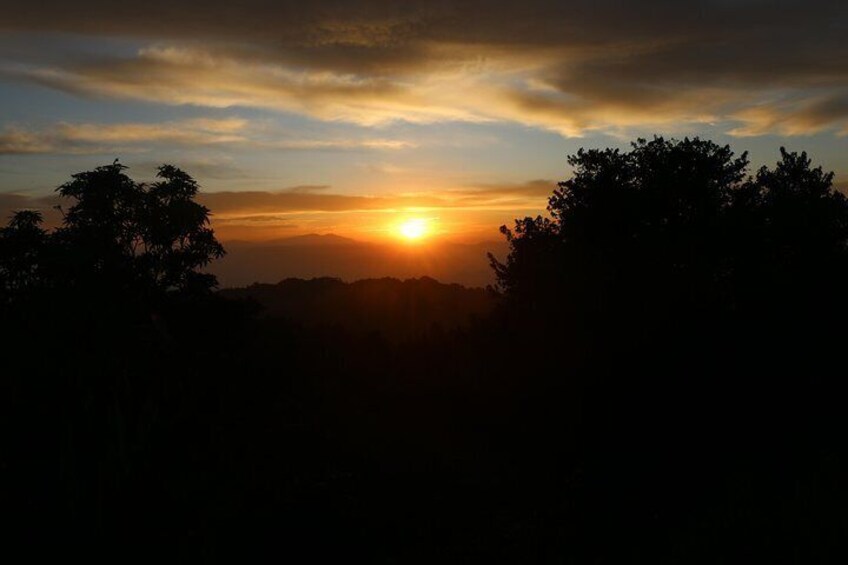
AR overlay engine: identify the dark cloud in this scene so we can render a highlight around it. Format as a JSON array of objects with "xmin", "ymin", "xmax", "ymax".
[
  {"xmin": 3, "ymin": 1, "xmax": 845, "ymax": 69},
  {"xmin": 4, "ymin": 2, "xmax": 841, "ymax": 46}
]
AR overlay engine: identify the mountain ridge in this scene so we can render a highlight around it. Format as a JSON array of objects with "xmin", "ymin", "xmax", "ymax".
[{"xmin": 210, "ymin": 236, "xmax": 509, "ymax": 288}]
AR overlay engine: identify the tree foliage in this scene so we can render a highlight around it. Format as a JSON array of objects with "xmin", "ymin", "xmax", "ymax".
[
  {"xmin": 0, "ymin": 161, "xmax": 224, "ymax": 310},
  {"xmin": 0, "ymin": 210, "xmax": 47, "ymax": 298},
  {"xmin": 492, "ymin": 137, "xmax": 848, "ymax": 335}
]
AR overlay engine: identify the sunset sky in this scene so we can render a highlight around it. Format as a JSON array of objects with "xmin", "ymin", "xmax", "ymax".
[{"xmin": 2, "ymin": 1, "xmax": 848, "ymax": 244}]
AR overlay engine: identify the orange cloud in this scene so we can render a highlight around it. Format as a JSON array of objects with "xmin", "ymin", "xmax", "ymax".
[
  {"xmin": 0, "ymin": 118, "xmax": 416, "ymax": 155},
  {"xmin": 0, "ymin": 118, "xmax": 249, "ymax": 154},
  {"xmin": 197, "ymin": 182, "xmax": 552, "ymax": 242},
  {"xmin": 730, "ymin": 95, "xmax": 848, "ymax": 137},
  {"xmin": 0, "ymin": 179, "xmax": 552, "ymax": 243}
]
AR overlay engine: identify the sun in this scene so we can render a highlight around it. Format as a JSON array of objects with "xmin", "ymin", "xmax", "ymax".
[{"xmin": 397, "ymin": 218, "xmax": 430, "ymax": 241}]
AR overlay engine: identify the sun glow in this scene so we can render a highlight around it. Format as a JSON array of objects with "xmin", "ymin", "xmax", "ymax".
[{"xmin": 397, "ymin": 218, "xmax": 430, "ymax": 241}]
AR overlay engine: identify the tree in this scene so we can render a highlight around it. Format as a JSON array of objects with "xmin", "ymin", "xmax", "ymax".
[
  {"xmin": 52, "ymin": 160, "xmax": 146, "ymax": 297},
  {"xmin": 0, "ymin": 210, "xmax": 47, "ymax": 301},
  {"xmin": 489, "ymin": 136, "xmax": 848, "ymax": 428},
  {"xmin": 488, "ymin": 139, "xmax": 848, "ymax": 556},
  {"xmin": 491, "ymin": 138, "xmax": 848, "ymax": 326},
  {"xmin": 491, "ymin": 137, "xmax": 753, "ymax": 332},
  {"xmin": 53, "ymin": 161, "xmax": 224, "ymax": 297},
  {"xmin": 0, "ymin": 161, "xmax": 225, "ymax": 317},
  {"xmin": 137, "ymin": 164, "xmax": 225, "ymax": 295}
]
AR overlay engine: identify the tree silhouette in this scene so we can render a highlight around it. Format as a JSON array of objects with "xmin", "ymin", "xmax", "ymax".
[
  {"xmin": 0, "ymin": 210, "xmax": 47, "ymax": 302},
  {"xmin": 491, "ymin": 137, "xmax": 848, "ymax": 337},
  {"xmin": 52, "ymin": 161, "xmax": 224, "ymax": 301},
  {"xmin": 487, "ymin": 138, "xmax": 848, "ymax": 563},
  {"xmin": 137, "ymin": 164, "xmax": 225, "ymax": 294},
  {"xmin": 0, "ymin": 161, "xmax": 225, "ymax": 320}
]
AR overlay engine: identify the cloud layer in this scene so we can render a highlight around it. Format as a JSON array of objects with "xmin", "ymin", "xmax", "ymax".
[
  {"xmin": 0, "ymin": 178, "xmax": 553, "ymax": 241},
  {"xmin": 0, "ymin": 118, "xmax": 415, "ymax": 155},
  {"xmin": 3, "ymin": 1, "xmax": 848, "ymax": 136}
]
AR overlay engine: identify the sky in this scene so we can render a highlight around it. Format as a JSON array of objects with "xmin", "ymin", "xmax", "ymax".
[{"xmin": 2, "ymin": 0, "xmax": 848, "ymax": 244}]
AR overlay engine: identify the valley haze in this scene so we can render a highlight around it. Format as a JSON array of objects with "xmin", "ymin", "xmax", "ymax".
[{"xmin": 212, "ymin": 234, "xmax": 508, "ymax": 288}]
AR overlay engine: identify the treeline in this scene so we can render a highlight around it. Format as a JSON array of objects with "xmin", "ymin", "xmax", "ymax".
[
  {"xmin": 2, "ymin": 138, "xmax": 847, "ymax": 562},
  {"xmin": 220, "ymin": 276, "xmax": 497, "ymax": 339}
]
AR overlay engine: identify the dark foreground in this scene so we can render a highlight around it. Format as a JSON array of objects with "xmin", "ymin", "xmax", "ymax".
[
  {"xmin": 3, "ymin": 278, "xmax": 846, "ymax": 562},
  {"xmin": 3, "ymin": 138, "xmax": 848, "ymax": 562}
]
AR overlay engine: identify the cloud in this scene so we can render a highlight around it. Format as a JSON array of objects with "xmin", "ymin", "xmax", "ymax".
[
  {"xmin": 0, "ymin": 127, "xmax": 57, "ymax": 155},
  {"xmin": 6, "ymin": 45, "xmax": 487, "ymax": 126},
  {"xmin": 198, "ymin": 190, "xmax": 446, "ymax": 217},
  {"xmin": 214, "ymin": 215, "xmax": 300, "ymax": 226},
  {"xmin": 729, "ymin": 93, "xmax": 848, "ymax": 137},
  {"xmin": 0, "ymin": 179, "xmax": 552, "ymax": 243},
  {"xmin": 0, "ymin": 118, "xmax": 416, "ymax": 155},
  {"xmin": 0, "ymin": 180, "xmax": 543, "ymax": 229},
  {"xmin": 3, "ymin": 1, "xmax": 848, "ymax": 136},
  {"xmin": 198, "ymin": 179, "xmax": 557, "ymax": 220},
  {"xmin": 61, "ymin": 117, "xmax": 249, "ymax": 144},
  {"xmin": 266, "ymin": 139, "xmax": 416, "ymax": 150},
  {"xmin": 0, "ymin": 118, "xmax": 249, "ymax": 155},
  {"xmin": 447, "ymin": 180, "xmax": 556, "ymax": 204},
  {"xmin": 136, "ymin": 158, "xmax": 245, "ymax": 181},
  {"xmin": 198, "ymin": 184, "xmax": 550, "ymax": 241},
  {"xmin": 286, "ymin": 185, "xmax": 332, "ymax": 193}
]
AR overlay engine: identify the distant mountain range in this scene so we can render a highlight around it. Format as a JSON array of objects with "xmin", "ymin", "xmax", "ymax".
[
  {"xmin": 210, "ymin": 235, "xmax": 509, "ymax": 288},
  {"xmin": 264, "ymin": 233, "xmax": 360, "ymax": 247}
]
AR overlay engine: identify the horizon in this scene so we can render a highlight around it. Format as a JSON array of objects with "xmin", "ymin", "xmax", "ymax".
[{"xmin": 209, "ymin": 230, "xmax": 509, "ymax": 288}]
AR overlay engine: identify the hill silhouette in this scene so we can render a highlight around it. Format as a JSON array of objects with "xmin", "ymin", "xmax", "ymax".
[
  {"xmin": 220, "ymin": 276, "xmax": 497, "ymax": 339},
  {"xmin": 267, "ymin": 233, "xmax": 359, "ymax": 246},
  {"xmin": 212, "ymin": 237, "xmax": 507, "ymax": 287}
]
